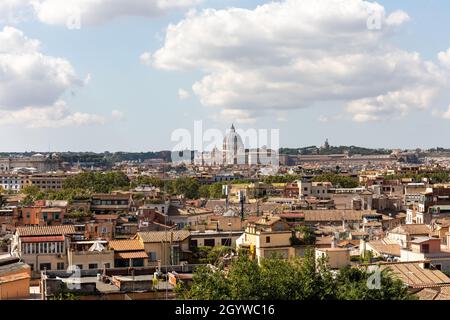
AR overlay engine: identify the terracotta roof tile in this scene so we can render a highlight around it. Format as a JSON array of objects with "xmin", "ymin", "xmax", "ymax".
[
  {"xmin": 389, "ymin": 224, "xmax": 430, "ymax": 236},
  {"xmin": 16, "ymin": 225, "xmax": 76, "ymax": 237},
  {"xmin": 108, "ymin": 239, "xmax": 144, "ymax": 251},
  {"xmin": 116, "ymin": 251, "xmax": 148, "ymax": 259},
  {"xmin": 137, "ymin": 230, "xmax": 190, "ymax": 243}
]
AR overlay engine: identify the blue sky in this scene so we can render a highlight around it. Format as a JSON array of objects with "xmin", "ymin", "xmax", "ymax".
[{"xmin": 1, "ymin": 0, "xmax": 450, "ymax": 152}]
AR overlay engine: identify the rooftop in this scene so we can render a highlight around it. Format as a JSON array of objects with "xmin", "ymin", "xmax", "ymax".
[
  {"xmin": 370, "ymin": 261, "xmax": 450, "ymax": 288},
  {"xmin": 16, "ymin": 225, "xmax": 76, "ymax": 237},
  {"xmin": 136, "ymin": 230, "xmax": 190, "ymax": 243},
  {"xmin": 108, "ymin": 239, "xmax": 144, "ymax": 252},
  {"xmin": 389, "ymin": 224, "xmax": 431, "ymax": 236}
]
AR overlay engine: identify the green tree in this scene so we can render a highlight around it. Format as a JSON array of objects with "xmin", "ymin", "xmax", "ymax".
[
  {"xmin": 312, "ymin": 173, "xmax": 359, "ymax": 188},
  {"xmin": 199, "ymin": 185, "xmax": 210, "ymax": 198},
  {"xmin": 179, "ymin": 249, "xmax": 414, "ymax": 300},
  {"xmin": 63, "ymin": 171, "xmax": 130, "ymax": 193},
  {"xmin": 173, "ymin": 177, "xmax": 200, "ymax": 199},
  {"xmin": 294, "ymin": 225, "xmax": 316, "ymax": 245},
  {"xmin": 209, "ymin": 183, "xmax": 225, "ymax": 199},
  {"xmin": 49, "ymin": 292, "xmax": 80, "ymax": 300},
  {"xmin": 336, "ymin": 266, "xmax": 414, "ymax": 300}
]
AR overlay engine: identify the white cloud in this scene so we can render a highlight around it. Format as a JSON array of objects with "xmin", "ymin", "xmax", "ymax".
[
  {"xmin": 438, "ymin": 48, "xmax": 450, "ymax": 70},
  {"xmin": 0, "ymin": 26, "xmax": 82, "ymax": 110},
  {"xmin": 209, "ymin": 109, "xmax": 258, "ymax": 124},
  {"xmin": 178, "ymin": 88, "xmax": 191, "ymax": 100},
  {"xmin": 139, "ymin": 51, "xmax": 153, "ymax": 66},
  {"xmin": 433, "ymin": 105, "xmax": 450, "ymax": 120},
  {"xmin": 385, "ymin": 10, "xmax": 410, "ymax": 26},
  {"xmin": 0, "ymin": 101, "xmax": 105, "ymax": 128},
  {"xmin": 151, "ymin": 0, "xmax": 448, "ymax": 123},
  {"xmin": 111, "ymin": 109, "xmax": 125, "ymax": 119},
  {"xmin": 0, "ymin": 0, "xmax": 31, "ymax": 23},
  {"xmin": 0, "ymin": 0, "xmax": 202, "ymax": 25},
  {"xmin": 0, "ymin": 26, "xmax": 107, "ymax": 128},
  {"xmin": 31, "ymin": 0, "xmax": 202, "ymax": 26}
]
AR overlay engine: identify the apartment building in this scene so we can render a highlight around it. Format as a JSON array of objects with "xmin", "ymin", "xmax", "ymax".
[
  {"xmin": 0, "ymin": 174, "xmax": 25, "ymax": 192},
  {"xmin": 19, "ymin": 204, "xmax": 66, "ymax": 226},
  {"xmin": 236, "ymin": 215, "xmax": 296, "ymax": 263},
  {"xmin": 400, "ymin": 237, "xmax": 450, "ymax": 273},
  {"xmin": 189, "ymin": 230, "xmax": 243, "ymax": 248},
  {"xmin": 135, "ymin": 230, "xmax": 191, "ymax": 267},
  {"xmin": 0, "ymin": 173, "xmax": 70, "ymax": 192},
  {"xmin": 108, "ymin": 239, "xmax": 148, "ymax": 268},
  {"xmin": 315, "ymin": 248, "xmax": 351, "ymax": 269},
  {"xmin": 10, "ymin": 225, "xmax": 78, "ymax": 272},
  {"xmin": 90, "ymin": 193, "xmax": 132, "ymax": 214},
  {"xmin": 0, "ymin": 154, "xmax": 61, "ymax": 173},
  {"xmin": 387, "ymin": 224, "xmax": 431, "ymax": 248},
  {"xmin": 67, "ymin": 240, "xmax": 114, "ymax": 271},
  {"xmin": 28, "ymin": 174, "xmax": 69, "ymax": 190},
  {"xmin": 297, "ymin": 181, "xmax": 332, "ymax": 199}
]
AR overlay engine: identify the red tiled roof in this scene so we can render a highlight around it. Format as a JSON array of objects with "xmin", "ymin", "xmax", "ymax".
[
  {"xmin": 21, "ymin": 236, "xmax": 65, "ymax": 243},
  {"xmin": 116, "ymin": 251, "xmax": 148, "ymax": 259},
  {"xmin": 278, "ymin": 213, "xmax": 305, "ymax": 219},
  {"xmin": 16, "ymin": 225, "xmax": 76, "ymax": 236},
  {"xmin": 94, "ymin": 214, "xmax": 119, "ymax": 220},
  {"xmin": 108, "ymin": 239, "xmax": 144, "ymax": 251}
]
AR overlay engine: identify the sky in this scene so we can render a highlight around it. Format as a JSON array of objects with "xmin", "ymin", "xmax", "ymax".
[{"xmin": 1, "ymin": 0, "xmax": 450, "ymax": 152}]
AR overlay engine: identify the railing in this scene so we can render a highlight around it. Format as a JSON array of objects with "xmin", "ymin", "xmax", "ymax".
[{"xmin": 70, "ymin": 250, "xmax": 114, "ymax": 256}]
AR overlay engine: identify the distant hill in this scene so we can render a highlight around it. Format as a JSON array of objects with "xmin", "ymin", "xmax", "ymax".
[{"xmin": 279, "ymin": 146, "xmax": 392, "ymax": 156}]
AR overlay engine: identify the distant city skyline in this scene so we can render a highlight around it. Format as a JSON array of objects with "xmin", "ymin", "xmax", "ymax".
[{"xmin": 1, "ymin": 0, "xmax": 450, "ymax": 151}]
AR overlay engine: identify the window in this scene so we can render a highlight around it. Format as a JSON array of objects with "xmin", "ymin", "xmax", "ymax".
[
  {"xmin": 435, "ymin": 264, "xmax": 442, "ymax": 270},
  {"xmin": 132, "ymin": 259, "xmax": 144, "ymax": 267},
  {"xmin": 221, "ymin": 238, "xmax": 232, "ymax": 246},
  {"xmin": 29, "ymin": 264, "xmax": 34, "ymax": 271},
  {"xmin": 57, "ymin": 263, "xmax": 65, "ymax": 270},
  {"xmin": 89, "ymin": 263, "xmax": 98, "ymax": 269},
  {"xmin": 204, "ymin": 239, "xmax": 215, "ymax": 247},
  {"xmin": 148, "ymin": 252, "xmax": 157, "ymax": 261},
  {"xmin": 190, "ymin": 239, "xmax": 198, "ymax": 248},
  {"xmin": 266, "ymin": 236, "xmax": 271, "ymax": 243},
  {"xmin": 76, "ymin": 264, "xmax": 83, "ymax": 270},
  {"xmin": 422, "ymin": 244, "xmax": 430, "ymax": 253},
  {"xmin": 39, "ymin": 263, "xmax": 51, "ymax": 271}
]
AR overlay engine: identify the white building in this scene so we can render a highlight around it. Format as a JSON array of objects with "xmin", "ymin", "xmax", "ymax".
[
  {"xmin": 222, "ymin": 124, "xmax": 246, "ymax": 166},
  {"xmin": 0, "ymin": 174, "xmax": 25, "ymax": 192},
  {"xmin": 297, "ymin": 181, "xmax": 332, "ymax": 199}
]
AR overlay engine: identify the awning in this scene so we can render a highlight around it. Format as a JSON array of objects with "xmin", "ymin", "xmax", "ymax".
[
  {"xmin": 116, "ymin": 251, "xmax": 148, "ymax": 259},
  {"xmin": 21, "ymin": 236, "xmax": 65, "ymax": 243}
]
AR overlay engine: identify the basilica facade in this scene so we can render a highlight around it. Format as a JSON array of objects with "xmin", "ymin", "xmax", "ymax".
[{"xmin": 193, "ymin": 124, "xmax": 278, "ymax": 167}]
